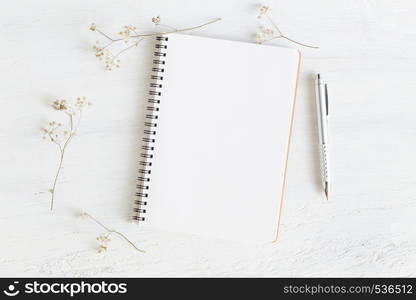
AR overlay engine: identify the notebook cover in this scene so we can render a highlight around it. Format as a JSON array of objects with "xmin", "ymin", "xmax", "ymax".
[{"xmin": 134, "ymin": 34, "xmax": 301, "ymax": 243}]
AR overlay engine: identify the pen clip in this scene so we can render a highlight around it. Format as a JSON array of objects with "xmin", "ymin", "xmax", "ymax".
[{"xmin": 324, "ymin": 84, "xmax": 329, "ymax": 116}]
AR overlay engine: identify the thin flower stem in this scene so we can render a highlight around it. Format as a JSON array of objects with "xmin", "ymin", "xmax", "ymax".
[
  {"xmin": 265, "ymin": 14, "xmax": 283, "ymax": 36},
  {"xmin": 48, "ymin": 110, "xmax": 82, "ymax": 210},
  {"xmin": 267, "ymin": 35, "xmax": 320, "ymax": 49},
  {"xmin": 281, "ymin": 35, "xmax": 319, "ymax": 49},
  {"xmin": 101, "ymin": 41, "xmax": 114, "ymax": 50},
  {"xmin": 45, "ymin": 98, "xmax": 89, "ymax": 210},
  {"xmin": 50, "ymin": 152, "xmax": 64, "ymax": 210},
  {"xmin": 264, "ymin": 12, "xmax": 319, "ymax": 49},
  {"xmin": 84, "ymin": 212, "xmax": 145, "ymax": 253},
  {"xmin": 96, "ymin": 28, "xmax": 117, "ymax": 42},
  {"xmin": 50, "ymin": 132, "xmax": 72, "ymax": 211},
  {"xmin": 157, "ymin": 23, "xmax": 178, "ymax": 31},
  {"xmin": 47, "ymin": 132, "xmax": 62, "ymax": 151},
  {"xmin": 86, "ymin": 213, "xmax": 112, "ymax": 232},
  {"xmin": 107, "ymin": 231, "xmax": 146, "ymax": 253},
  {"xmin": 113, "ymin": 39, "xmax": 144, "ymax": 59},
  {"xmin": 92, "ymin": 18, "xmax": 221, "ymax": 70},
  {"xmin": 96, "ymin": 18, "xmax": 222, "ymax": 42},
  {"xmin": 69, "ymin": 113, "xmax": 74, "ymax": 132}
]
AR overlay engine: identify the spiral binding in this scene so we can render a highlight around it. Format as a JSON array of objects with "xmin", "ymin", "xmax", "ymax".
[{"xmin": 132, "ymin": 35, "xmax": 168, "ymax": 222}]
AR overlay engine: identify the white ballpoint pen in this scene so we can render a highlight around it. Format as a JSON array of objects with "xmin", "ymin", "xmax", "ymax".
[{"xmin": 314, "ymin": 74, "xmax": 330, "ymax": 199}]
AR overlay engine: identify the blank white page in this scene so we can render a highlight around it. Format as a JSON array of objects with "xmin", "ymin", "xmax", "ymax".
[{"xmin": 143, "ymin": 34, "xmax": 300, "ymax": 243}]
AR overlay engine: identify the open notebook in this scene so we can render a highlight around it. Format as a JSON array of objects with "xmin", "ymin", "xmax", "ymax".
[{"xmin": 133, "ymin": 34, "xmax": 301, "ymax": 243}]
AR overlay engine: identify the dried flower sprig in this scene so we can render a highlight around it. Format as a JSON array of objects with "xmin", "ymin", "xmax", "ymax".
[
  {"xmin": 79, "ymin": 212, "xmax": 145, "ymax": 253},
  {"xmin": 255, "ymin": 5, "xmax": 319, "ymax": 48},
  {"xmin": 90, "ymin": 16, "xmax": 221, "ymax": 70},
  {"xmin": 42, "ymin": 97, "xmax": 91, "ymax": 210}
]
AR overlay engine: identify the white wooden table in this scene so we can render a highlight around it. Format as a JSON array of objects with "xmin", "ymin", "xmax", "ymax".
[{"xmin": 1, "ymin": 0, "xmax": 416, "ymax": 277}]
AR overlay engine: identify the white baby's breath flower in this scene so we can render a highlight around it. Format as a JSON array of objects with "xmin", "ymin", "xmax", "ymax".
[
  {"xmin": 257, "ymin": 5, "xmax": 270, "ymax": 18},
  {"xmin": 254, "ymin": 4, "xmax": 319, "ymax": 48},
  {"xmin": 119, "ymin": 25, "xmax": 137, "ymax": 43},
  {"xmin": 97, "ymin": 245, "xmax": 107, "ymax": 253},
  {"xmin": 43, "ymin": 97, "xmax": 91, "ymax": 210},
  {"xmin": 97, "ymin": 234, "xmax": 111, "ymax": 244},
  {"xmin": 52, "ymin": 100, "xmax": 68, "ymax": 111},
  {"xmin": 79, "ymin": 212, "xmax": 89, "ymax": 219},
  {"xmin": 261, "ymin": 27, "xmax": 274, "ymax": 35},
  {"xmin": 152, "ymin": 16, "xmax": 161, "ymax": 25},
  {"xmin": 89, "ymin": 17, "xmax": 221, "ymax": 71},
  {"xmin": 255, "ymin": 27, "xmax": 274, "ymax": 44},
  {"xmin": 255, "ymin": 33, "xmax": 265, "ymax": 44}
]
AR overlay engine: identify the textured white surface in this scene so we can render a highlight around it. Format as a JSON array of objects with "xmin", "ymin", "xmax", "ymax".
[{"xmin": 1, "ymin": 0, "xmax": 416, "ymax": 277}]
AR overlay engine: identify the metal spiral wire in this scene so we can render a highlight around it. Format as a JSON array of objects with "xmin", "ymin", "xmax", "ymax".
[{"xmin": 132, "ymin": 36, "xmax": 168, "ymax": 222}]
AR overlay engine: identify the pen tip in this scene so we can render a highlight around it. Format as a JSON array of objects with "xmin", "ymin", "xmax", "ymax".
[{"xmin": 324, "ymin": 182, "xmax": 329, "ymax": 200}]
